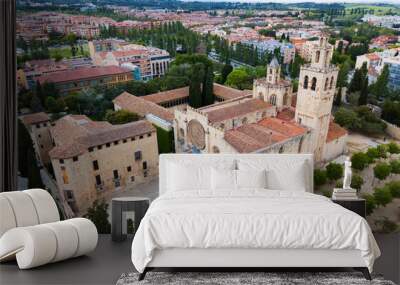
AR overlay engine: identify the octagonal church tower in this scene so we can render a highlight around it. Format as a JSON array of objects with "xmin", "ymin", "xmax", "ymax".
[{"xmin": 295, "ymin": 37, "xmax": 339, "ymax": 162}]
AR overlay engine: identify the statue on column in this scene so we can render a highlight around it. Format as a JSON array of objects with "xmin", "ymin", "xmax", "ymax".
[{"xmin": 343, "ymin": 157, "xmax": 352, "ymax": 190}]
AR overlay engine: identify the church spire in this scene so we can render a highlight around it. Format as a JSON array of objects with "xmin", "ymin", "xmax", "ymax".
[{"xmin": 266, "ymin": 57, "xmax": 281, "ymax": 85}]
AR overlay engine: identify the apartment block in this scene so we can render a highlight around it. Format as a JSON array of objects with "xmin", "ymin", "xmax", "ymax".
[{"xmin": 37, "ymin": 65, "xmax": 134, "ymax": 95}]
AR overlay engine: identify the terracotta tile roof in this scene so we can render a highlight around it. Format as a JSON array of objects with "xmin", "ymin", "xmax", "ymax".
[
  {"xmin": 276, "ymin": 107, "xmax": 296, "ymax": 121},
  {"xmin": 113, "ymin": 91, "xmax": 174, "ymax": 122},
  {"xmin": 366, "ymin": 53, "xmax": 380, "ymax": 61},
  {"xmin": 204, "ymin": 99, "xmax": 272, "ymax": 123},
  {"xmin": 326, "ymin": 121, "xmax": 347, "ymax": 143},
  {"xmin": 224, "ymin": 117, "xmax": 307, "ymax": 153},
  {"xmin": 112, "ymin": 49, "xmax": 147, "ymax": 57},
  {"xmin": 142, "ymin": 87, "xmax": 189, "ymax": 104},
  {"xmin": 213, "ymin": 83, "xmax": 249, "ymax": 100},
  {"xmin": 258, "ymin": 117, "xmax": 307, "ymax": 138},
  {"xmin": 49, "ymin": 115, "xmax": 155, "ymax": 159},
  {"xmin": 37, "ymin": 66, "xmax": 131, "ymax": 84},
  {"xmin": 21, "ymin": 112, "xmax": 50, "ymax": 125}
]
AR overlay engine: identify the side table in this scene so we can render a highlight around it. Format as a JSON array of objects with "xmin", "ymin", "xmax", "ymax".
[
  {"xmin": 111, "ymin": 197, "xmax": 150, "ymax": 242},
  {"xmin": 332, "ymin": 198, "xmax": 366, "ymax": 218}
]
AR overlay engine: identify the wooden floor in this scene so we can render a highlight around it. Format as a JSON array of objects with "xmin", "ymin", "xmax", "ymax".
[{"xmin": 0, "ymin": 234, "xmax": 398, "ymax": 285}]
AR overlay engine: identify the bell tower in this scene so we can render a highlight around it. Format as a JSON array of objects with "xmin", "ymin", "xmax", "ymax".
[
  {"xmin": 294, "ymin": 36, "xmax": 338, "ymax": 162},
  {"xmin": 266, "ymin": 57, "xmax": 281, "ymax": 85}
]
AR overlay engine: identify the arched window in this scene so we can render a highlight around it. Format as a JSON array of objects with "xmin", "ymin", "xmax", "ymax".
[
  {"xmin": 279, "ymin": 145, "xmax": 284, "ymax": 153},
  {"xmin": 325, "ymin": 51, "xmax": 330, "ymax": 66},
  {"xmin": 179, "ymin": 128, "xmax": 184, "ymax": 138},
  {"xmin": 315, "ymin": 51, "xmax": 320, "ymax": 63},
  {"xmin": 242, "ymin": 117, "xmax": 248, "ymax": 125},
  {"xmin": 330, "ymin": 76, "xmax": 335, "ymax": 89},
  {"xmin": 269, "ymin": 69, "xmax": 272, "ymax": 74},
  {"xmin": 324, "ymin": 78, "xmax": 329, "ymax": 91},
  {"xmin": 269, "ymin": 94, "xmax": 277, "ymax": 105},
  {"xmin": 212, "ymin": 146, "xmax": 220, "ymax": 153},
  {"xmin": 311, "ymin": 77, "xmax": 317, "ymax": 91},
  {"xmin": 303, "ymin": 76, "xmax": 309, "ymax": 89}
]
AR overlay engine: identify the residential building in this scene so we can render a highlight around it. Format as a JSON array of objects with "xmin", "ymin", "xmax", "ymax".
[
  {"xmin": 89, "ymin": 40, "xmax": 171, "ymax": 81},
  {"xmin": 49, "ymin": 115, "xmax": 158, "ymax": 215},
  {"xmin": 380, "ymin": 56, "xmax": 400, "ymax": 90},
  {"xmin": 242, "ymin": 39, "xmax": 296, "ymax": 64},
  {"xmin": 37, "ymin": 65, "xmax": 134, "ymax": 95}
]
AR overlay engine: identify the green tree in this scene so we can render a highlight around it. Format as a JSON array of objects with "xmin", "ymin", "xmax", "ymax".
[
  {"xmin": 387, "ymin": 142, "xmax": 400, "ymax": 154},
  {"xmin": 188, "ymin": 63, "xmax": 205, "ymax": 108},
  {"xmin": 363, "ymin": 194, "xmax": 376, "ymax": 215},
  {"xmin": 382, "ymin": 100, "xmax": 400, "ymax": 126},
  {"xmin": 334, "ymin": 87, "xmax": 342, "ymax": 107},
  {"xmin": 366, "ymin": 147, "xmax": 380, "ymax": 161},
  {"xmin": 389, "ymin": 160, "xmax": 400, "ymax": 174},
  {"xmin": 350, "ymin": 174, "xmax": 364, "ymax": 191},
  {"xmin": 334, "ymin": 107, "xmax": 360, "ymax": 129},
  {"xmin": 314, "ymin": 169, "xmax": 327, "ymax": 187},
  {"xmin": 105, "ymin": 110, "xmax": 140, "ymax": 124},
  {"xmin": 373, "ymin": 162, "xmax": 392, "ymax": 180},
  {"xmin": 373, "ymin": 186, "xmax": 392, "ymax": 207},
  {"xmin": 84, "ymin": 200, "xmax": 111, "ymax": 234},
  {"xmin": 202, "ymin": 65, "xmax": 214, "ymax": 106},
  {"xmin": 387, "ymin": 181, "xmax": 400, "ymax": 198},
  {"xmin": 351, "ymin": 152, "xmax": 370, "ymax": 170},
  {"xmin": 221, "ymin": 63, "xmax": 233, "ymax": 84},
  {"xmin": 358, "ymin": 76, "xmax": 369, "ymax": 106},
  {"xmin": 370, "ymin": 64, "xmax": 390, "ymax": 99},
  {"xmin": 326, "ymin": 162, "xmax": 343, "ymax": 181},
  {"xmin": 225, "ymin": 68, "xmax": 251, "ymax": 90},
  {"xmin": 30, "ymin": 94, "xmax": 44, "ymax": 112}
]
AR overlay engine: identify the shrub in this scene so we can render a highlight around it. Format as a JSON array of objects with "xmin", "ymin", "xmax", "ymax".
[
  {"xmin": 390, "ymin": 160, "xmax": 400, "ymax": 174},
  {"xmin": 314, "ymin": 169, "xmax": 327, "ymax": 187},
  {"xmin": 363, "ymin": 194, "xmax": 376, "ymax": 216},
  {"xmin": 366, "ymin": 147, "xmax": 379, "ymax": 161},
  {"xmin": 326, "ymin": 162, "xmax": 343, "ymax": 181},
  {"xmin": 351, "ymin": 152, "xmax": 369, "ymax": 170},
  {"xmin": 374, "ymin": 217, "xmax": 399, "ymax": 233},
  {"xmin": 373, "ymin": 162, "xmax": 392, "ymax": 180},
  {"xmin": 387, "ymin": 142, "xmax": 400, "ymax": 154},
  {"xmin": 84, "ymin": 200, "xmax": 111, "ymax": 234},
  {"xmin": 387, "ymin": 181, "xmax": 400, "ymax": 198},
  {"xmin": 373, "ymin": 186, "xmax": 393, "ymax": 207},
  {"xmin": 321, "ymin": 188, "xmax": 332, "ymax": 198},
  {"xmin": 350, "ymin": 174, "xmax": 364, "ymax": 191},
  {"xmin": 376, "ymin": 144, "xmax": 388, "ymax": 158},
  {"xmin": 336, "ymin": 180, "xmax": 343, "ymax": 188}
]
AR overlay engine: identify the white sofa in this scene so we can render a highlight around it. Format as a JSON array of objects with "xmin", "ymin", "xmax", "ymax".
[{"xmin": 0, "ymin": 189, "xmax": 98, "ymax": 269}]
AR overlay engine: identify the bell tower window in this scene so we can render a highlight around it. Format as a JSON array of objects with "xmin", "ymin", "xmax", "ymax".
[
  {"xmin": 311, "ymin": 77, "xmax": 317, "ymax": 91},
  {"xmin": 315, "ymin": 51, "xmax": 320, "ymax": 63},
  {"xmin": 303, "ymin": 76, "xmax": 309, "ymax": 89}
]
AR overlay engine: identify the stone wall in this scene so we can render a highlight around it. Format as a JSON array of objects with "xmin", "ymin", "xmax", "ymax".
[{"xmin": 384, "ymin": 120, "xmax": 400, "ymax": 140}]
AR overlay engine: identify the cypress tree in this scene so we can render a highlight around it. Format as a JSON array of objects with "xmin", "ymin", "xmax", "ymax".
[
  {"xmin": 358, "ymin": 77, "xmax": 369, "ymax": 106},
  {"xmin": 202, "ymin": 66, "xmax": 214, "ymax": 106},
  {"xmin": 189, "ymin": 63, "xmax": 204, "ymax": 108}
]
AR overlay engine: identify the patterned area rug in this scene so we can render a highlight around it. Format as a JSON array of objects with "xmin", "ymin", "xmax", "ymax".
[{"xmin": 116, "ymin": 272, "xmax": 395, "ymax": 285}]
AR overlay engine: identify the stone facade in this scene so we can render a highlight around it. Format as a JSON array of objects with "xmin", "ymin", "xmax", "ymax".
[
  {"xmin": 21, "ymin": 112, "xmax": 53, "ymax": 166},
  {"xmin": 49, "ymin": 115, "xmax": 158, "ymax": 215},
  {"xmin": 174, "ymin": 37, "xmax": 346, "ymax": 163},
  {"xmin": 295, "ymin": 37, "xmax": 339, "ymax": 162},
  {"xmin": 253, "ymin": 58, "xmax": 293, "ymax": 111}
]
